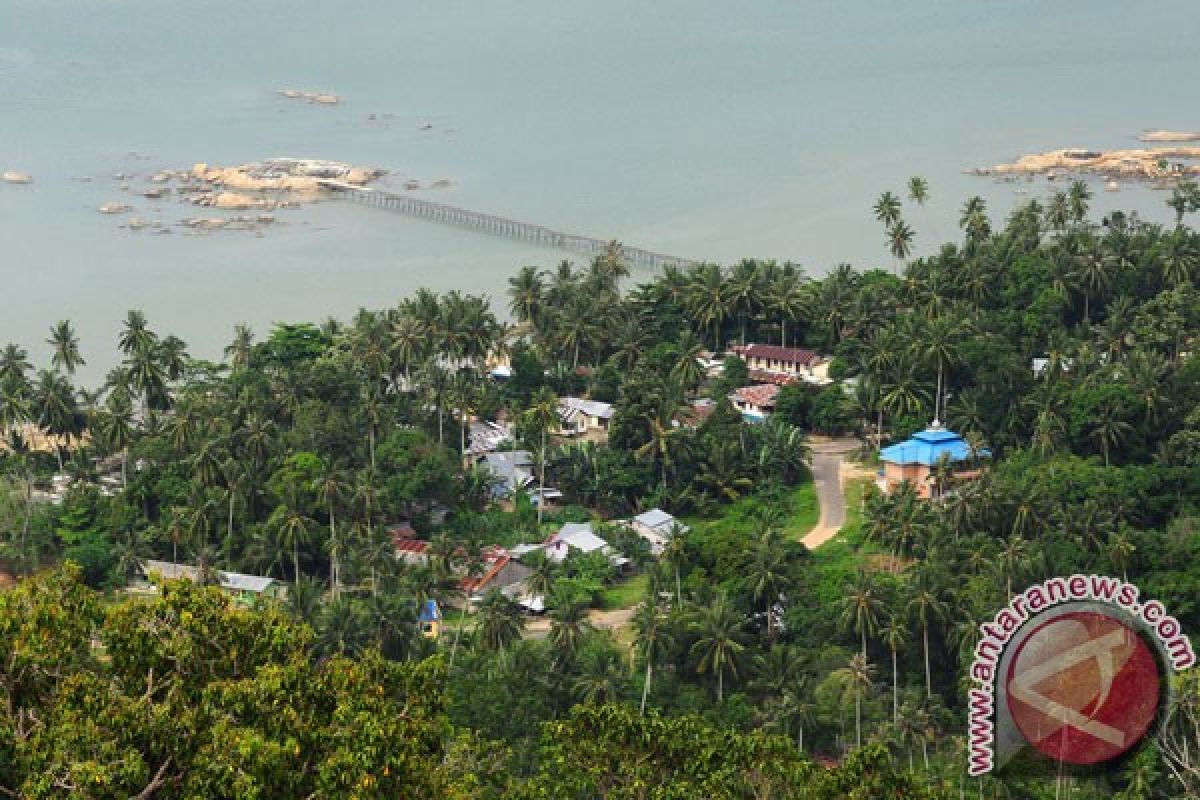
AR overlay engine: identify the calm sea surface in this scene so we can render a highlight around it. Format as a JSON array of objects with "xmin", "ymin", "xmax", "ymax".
[{"xmin": 1, "ymin": 0, "xmax": 1196, "ymax": 383}]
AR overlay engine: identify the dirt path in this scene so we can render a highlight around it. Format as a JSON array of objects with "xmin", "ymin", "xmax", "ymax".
[{"xmin": 523, "ymin": 606, "xmax": 638, "ymax": 639}]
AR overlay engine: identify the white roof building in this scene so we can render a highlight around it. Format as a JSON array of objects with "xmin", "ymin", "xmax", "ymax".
[
  {"xmin": 628, "ymin": 509, "xmax": 689, "ymax": 556},
  {"xmin": 556, "ymin": 397, "xmax": 615, "ymax": 436},
  {"xmin": 543, "ymin": 522, "xmax": 629, "ymax": 567}
]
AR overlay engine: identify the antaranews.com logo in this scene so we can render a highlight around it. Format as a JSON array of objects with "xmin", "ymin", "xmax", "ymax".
[{"xmin": 967, "ymin": 574, "xmax": 1196, "ymax": 776}]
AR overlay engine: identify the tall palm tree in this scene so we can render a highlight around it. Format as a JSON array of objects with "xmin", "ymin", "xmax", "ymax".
[
  {"xmin": 47, "ymin": 321, "xmax": 85, "ymax": 375},
  {"xmin": 548, "ymin": 590, "xmax": 592, "ymax": 665},
  {"xmin": 763, "ymin": 272, "xmax": 807, "ymax": 348},
  {"xmin": 919, "ymin": 315, "xmax": 959, "ymax": 421},
  {"xmin": 1067, "ymin": 179, "xmax": 1092, "ymax": 224},
  {"xmin": 685, "ymin": 263, "xmax": 731, "ymax": 350},
  {"xmin": 908, "ymin": 583, "xmax": 948, "ymax": 700},
  {"xmin": 907, "ymin": 176, "xmax": 929, "ymax": 207},
  {"xmin": 476, "ymin": 589, "xmax": 526, "ymax": 655},
  {"xmin": 887, "ymin": 220, "xmax": 915, "ymax": 269},
  {"xmin": 523, "ymin": 387, "xmax": 561, "ymax": 527},
  {"xmin": 834, "ymin": 652, "xmax": 876, "ymax": 749},
  {"xmin": 118, "ymin": 310, "xmax": 157, "ymax": 356},
  {"xmin": 744, "ymin": 531, "xmax": 789, "ymax": 639},
  {"xmin": 633, "ymin": 597, "xmax": 674, "ymax": 714},
  {"xmin": 661, "ymin": 523, "xmax": 688, "ymax": 607},
  {"xmin": 873, "ymin": 191, "xmax": 902, "ymax": 228},
  {"xmin": 94, "ymin": 393, "xmax": 135, "ymax": 488},
  {"xmin": 881, "ymin": 616, "xmax": 907, "ymax": 726},
  {"xmin": 224, "ymin": 323, "xmax": 254, "ymax": 370},
  {"xmin": 688, "ymin": 593, "xmax": 746, "ymax": 703},
  {"xmin": 314, "ymin": 469, "xmax": 348, "ymax": 598},
  {"xmin": 278, "ymin": 508, "xmax": 314, "ymax": 582},
  {"xmin": 0, "ymin": 344, "xmax": 33, "ymax": 387},
  {"xmin": 1090, "ymin": 400, "xmax": 1133, "ymax": 467},
  {"xmin": 838, "ymin": 570, "xmax": 883, "ymax": 658},
  {"xmin": 670, "ymin": 329, "xmax": 706, "ymax": 390}
]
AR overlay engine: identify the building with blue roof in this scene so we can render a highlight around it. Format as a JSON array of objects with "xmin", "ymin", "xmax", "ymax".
[
  {"xmin": 418, "ymin": 599, "xmax": 443, "ymax": 639},
  {"xmin": 878, "ymin": 422, "xmax": 987, "ymax": 498}
]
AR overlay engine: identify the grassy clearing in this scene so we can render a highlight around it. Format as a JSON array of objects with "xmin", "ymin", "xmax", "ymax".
[
  {"xmin": 807, "ymin": 477, "xmax": 877, "ymax": 607},
  {"xmin": 683, "ymin": 476, "xmax": 820, "ymax": 541},
  {"xmin": 781, "ymin": 481, "xmax": 820, "ymax": 540},
  {"xmin": 598, "ymin": 572, "xmax": 648, "ymax": 611}
]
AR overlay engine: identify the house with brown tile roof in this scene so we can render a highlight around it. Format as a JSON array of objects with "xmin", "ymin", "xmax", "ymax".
[{"xmin": 730, "ymin": 384, "xmax": 780, "ymax": 421}]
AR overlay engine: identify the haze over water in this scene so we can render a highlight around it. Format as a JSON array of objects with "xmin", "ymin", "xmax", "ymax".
[{"xmin": 1, "ymin": 0, "xmax": 1195, "ymax": 383}]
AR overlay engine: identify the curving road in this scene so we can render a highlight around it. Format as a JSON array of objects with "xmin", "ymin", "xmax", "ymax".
[{"xmin": 801, "ymin": 438, "xmax": 862, "ymax": 550}]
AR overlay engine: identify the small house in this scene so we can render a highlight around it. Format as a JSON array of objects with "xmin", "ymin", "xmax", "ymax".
[
  {"xmin": 556, "ymin": 397, "xmax": 615, "ymax": 437},
  {"xmin": 730, "ymin": 384, "xmax": 780, "ymax": 421},
  {"xmin": 544, "ymin": 522, "xmax": 630, "ymax": 569},
  {"xmin": 629, "ymin": 508, "xmax": 689, "ymax": 556},
  {"xmin": 139, "ymin": 560, "xmax": 286, "ymax": 605}
]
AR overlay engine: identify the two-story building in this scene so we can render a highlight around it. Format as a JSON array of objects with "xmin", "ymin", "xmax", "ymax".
[{"xmin": 734, "ymin": 344, "xmax": 831, "ymax": 385}]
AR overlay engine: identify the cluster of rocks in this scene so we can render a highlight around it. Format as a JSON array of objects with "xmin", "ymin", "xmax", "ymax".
[
  {"xmin": 973, "ymin": 146, "xmax": 1200, "ymax": 182},
  {"xmin": 1138, "ymin": 129, "xmax": 1200, "ymax": 143},
  {"xmin": 277, "ymin": 89, "xmax": 340, "ymax": 105},
  {"xmin": 2, "ymin": 170, "xmax": 32, "ymax": 184}
]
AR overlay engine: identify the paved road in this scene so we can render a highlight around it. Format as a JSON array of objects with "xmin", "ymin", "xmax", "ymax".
[{"xmin": 801, "ymin": 438, "xmax": 862, "ymax": 550}]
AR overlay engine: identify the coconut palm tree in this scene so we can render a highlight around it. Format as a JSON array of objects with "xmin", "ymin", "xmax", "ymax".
[
  {"xmin": 763, "ymin": 272, "xmax": 807, "ymax": 348},
  {"xmin": 476, "ymin": 589, "xmax": 526, "ymax": 656},
  {"xmin": 0, "ymin": 344, "xmax": 32, "ymax": 387},
  {"xmin": 744, "ymin": 531, "xmax": 789, "ymax": 639},
  {"xmin": 278, "ymin": 508, "xmax": 314, "ymax": 582},
  {"xmin": 887, "ymin": 220, "xmax": 915, "ymax": 269},
  {"xmin": 881, "ymin": 616, "xmax": 907, "ymax": 726},
  {"xmin": 94, "ymin": 393, "xmax": 135, "ymax": 488},
  {"xmin": 224, "ymin": 323, "xmax": 254, "ymax": 370},
  {"xmin": 908, "ymin": 582, "xmax": 948, "ymax": 700},
  {"xmin": 1090, "ymin": 400, "xmax": 1133, "ymax": 467},
  {"xmin": 834, "ymin": 652, "xmax": 876, "ymax": 749},
  {"xmin": 839, "ymin": 570, "xmax": 883, "ymax": 659},
  {"xmin": 548, "ymin": 589, "xmax": 592, "ymax": 665},
  {"xmin": 873, "ymin": 191, "xmax": 902, "ymax": 228},
  {"xmin": 688, "ymin": 593, "xmax": 746, "ymax": 703},
  {"xmin": 118, "ymin": 309, "xmax": 157, "ymax": 356},
  {"xmin": 907, "ymin": 176, "xmax": 929, "ymax": 207},
  {"xmin": 314, "ymin": 469, "xmax": 349, "ymax": 598},
  {"xmin": 1067, "ymin": 179, "xmax": 1092, "ymax": 224},
  {"xmin": 685, "ymin": 263, "xmax": 731, "ymax": 350},
  {"xmin": 523, "ymin": 387, "xmax": 561, "ymax": 527},
  {"xmin": 670, "ymin": 329, "xmax": 706, "ymax": 390},
  {"xmin": 633, "ymin": 597, "xmax": 673, "ymax": 714},
  {"xmin": 47, "ymin": 321, "xmax": 85, "ymax": 375}
]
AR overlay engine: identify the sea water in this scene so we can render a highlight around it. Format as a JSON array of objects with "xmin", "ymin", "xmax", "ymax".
[{"xmin": 1, "ymin": 0, "xmax": 1195, "ymax": 383}]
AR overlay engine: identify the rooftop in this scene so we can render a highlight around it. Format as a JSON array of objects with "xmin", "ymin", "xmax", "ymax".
[
  {"xmin": 879, "ymin": 423, "xmax": 988, "ymax": 466},
  {"xmin": 739, "ymin": 343, "xmax": 823, "ymax": 366},
  {"xmin": 731, "ymin": 384, "xmax": 780, "ymax": 409}
]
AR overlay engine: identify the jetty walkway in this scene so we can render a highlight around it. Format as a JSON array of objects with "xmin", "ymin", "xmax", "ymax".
[{"xmin": 317, "ymin": 180, "xmax": 698, "ymax": 270}]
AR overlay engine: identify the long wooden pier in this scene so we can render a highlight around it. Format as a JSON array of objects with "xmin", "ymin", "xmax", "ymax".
[{"xmin": 317, "ymin": 180, "xmax": 697, "ymax": 269}]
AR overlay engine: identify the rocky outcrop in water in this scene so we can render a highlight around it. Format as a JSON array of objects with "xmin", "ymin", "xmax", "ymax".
[
  {"xmin": 973, "ymin": 147, "xmax": 1200, "ymax": 180},
  {"xmin": 2, "ymin": 171, "xmax": 32, "ymax": 184}
]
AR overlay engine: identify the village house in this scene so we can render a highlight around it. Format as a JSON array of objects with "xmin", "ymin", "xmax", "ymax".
[
  {"xmin": 733, "ymin": 344, "xmax": 831, "ymax": 385},
  {"xmin": 730, "ymin": 384, "xmax": 780, "ymax": 421},
  {"xmin": 555, "ymin": 397, "xmax": 614, "ymax": 437},
  {"xmin": 877, "ymin": 422, "xmax": 988, "ymax": 499},
  {"xmin": 461, "ymin": 545, "xmax": 533, "ymax": 604},
  {"xmin": 138, "ymin": 560, "xmax": 286, "ymax": 605},
  {"xmin": 627, "ymin": 508, "xmax": 689, "ymax": 556}
]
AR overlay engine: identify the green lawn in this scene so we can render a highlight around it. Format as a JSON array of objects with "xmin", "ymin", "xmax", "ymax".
[
  {"xmin": 781, "ymin": 481, "xmax": 820, "ymax": 540},
  {"xmin": 683, "ymin": 477, "xmax": 821, "ymax": 541},
  {"xmin": 598, "ymin": 572, "xmax": 648, "ymax": 610}
]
